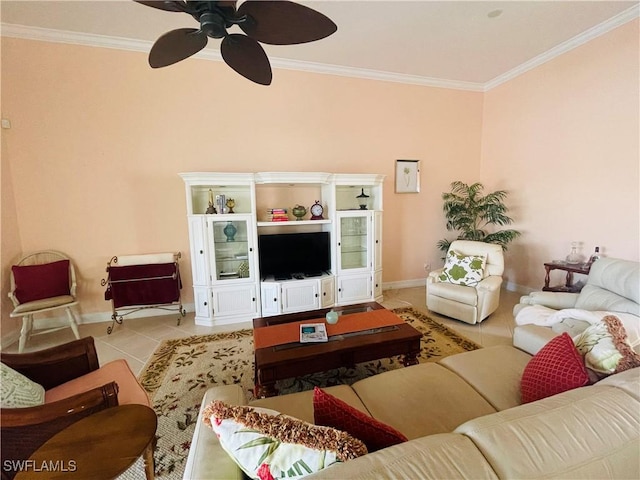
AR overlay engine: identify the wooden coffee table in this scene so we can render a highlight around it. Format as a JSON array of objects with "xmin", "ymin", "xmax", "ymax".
[
  {"xmin": 14, "ymin": 404, "xmax": 157, "ymax": 479},
  {"xmin": 253, "ymin": 302, "xmax": 422, "ymax": 398}
]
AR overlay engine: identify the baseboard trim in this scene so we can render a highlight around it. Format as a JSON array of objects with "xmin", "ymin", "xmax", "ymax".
[
  {"xmin": 504, "ymin": 281, "xmax": 534, "ymax": 295},
  {"xmin": 79, "ymin": 303, "xmax": 195, "ymax": 325},
  {"xmin": 382, "ymin": 278, "xmax": 426, "ymax": 290},
  {"xmin": 382, "ymin": 278, "xmax": 532, "ymax": 295},
  {"xmin": 0, "ymin": 304, "xmax": 197, "ymax": 350},
  {"xmin": 1, "ymin": 331, "xmax": 21, "ymax": 351},
  {"xmin": 1, "ymin": 280, "xmax": 530, "ymax": 349}
]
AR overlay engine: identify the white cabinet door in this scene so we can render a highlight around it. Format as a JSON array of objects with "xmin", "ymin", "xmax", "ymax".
[
  {"xmin": 373, "ymin": 211, "xmax": 383, "ymax": 271},
  {"xmin": 260, "ymin": 282, "xmax": 281, "ymax": 317},
  {"xmin": 207, "ymin": 215, "xmax": 256, "ymax": 283},
  {"xmin": 320, "ymin": 276, "xmax": 335, "ymax": 308},
  {"xmin": 188, "ymin": 216, "xmax": 209, "ymax": 286},
  {"xmin": 373, "ymin": 270, "xmax": 383, "ymax": 300},
  {"xmin": 193, "ymin": 287, "xmax": 212, "ymax": 322},
  {"xmin": 336, "ymin": 273, "xmax": 372, "ymax": 304},
  {"xmin": 212, "ymin": 285, "xmax": 258, "ymax": 320},
  {"xmin": 281, "ymin": 280, "xmax": 319, "ymax": 314},
  {"xmin": 336, "ymin": 211, "xmax": 372, "ymax": 274}
]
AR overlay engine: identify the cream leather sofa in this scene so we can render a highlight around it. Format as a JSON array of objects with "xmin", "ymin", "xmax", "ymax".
[
  {"xmin": 183, "ymin": 345, "xmax": 640, "ymax": 479},
  {"xmin": 513, "ymin": 257, "xmax": 640, "ymax": 355}
]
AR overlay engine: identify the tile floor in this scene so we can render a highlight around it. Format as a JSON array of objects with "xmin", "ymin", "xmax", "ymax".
[{"xmin": 4, "ymin": 287, "xmax": 522, "ymax": 376}]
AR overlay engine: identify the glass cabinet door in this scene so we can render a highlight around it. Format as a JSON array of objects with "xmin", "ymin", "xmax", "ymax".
[
  {"xmin": 209, "ymin": 217, "xmax": 253, "ymax": 282},
  {"xmin": 338, "ymin": 213, "xmax": 371, "ymax": 272}
]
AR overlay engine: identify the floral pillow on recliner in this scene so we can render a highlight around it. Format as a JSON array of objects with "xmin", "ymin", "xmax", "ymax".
[{"xmin": 438, "ymin": 250, "xmax": 486, "ymax": 286}]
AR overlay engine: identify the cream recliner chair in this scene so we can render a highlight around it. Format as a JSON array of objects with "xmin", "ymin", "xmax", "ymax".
[{"xmin": 426, "ymin": 240, "xmax": 504, "ymax": 324}]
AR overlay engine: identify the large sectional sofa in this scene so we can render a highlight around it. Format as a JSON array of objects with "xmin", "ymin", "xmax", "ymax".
[
  {"xmin": 184, "ymin": 256, "xmax": 640, "ymax": 479},
  {"xmin": 184, "ymin": 344, "xmax": 640, "ymax": 479}
]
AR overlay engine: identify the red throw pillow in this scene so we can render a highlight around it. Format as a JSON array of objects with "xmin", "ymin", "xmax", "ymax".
[
  {"xmin": 12, "ymin": 260, "xmax": 71, "ymax": 304},
  {"xmin": 313, "ymin": 387, "xmax": 408, "ymax": 452},
  {"xmin": 521, "ymin": 332, "xmax": 589, "ymax": 404}
]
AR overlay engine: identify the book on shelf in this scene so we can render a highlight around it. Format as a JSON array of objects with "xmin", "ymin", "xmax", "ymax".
[
  {"xmin": 300, "ymin": 323, "xmax": 328, "ymax": 343},
  {"xmin": 267, "ymin": 213, "xmax": 289, "ymax": 222},
  {"xmin": 267, "ymin": 208, "xmax": 288, "ymax": 214}
]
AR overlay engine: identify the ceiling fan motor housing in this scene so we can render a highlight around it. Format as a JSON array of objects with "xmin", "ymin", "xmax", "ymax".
[{"xmin": 199, "ymin": 11, "xmax": 227, "ymax": 38}]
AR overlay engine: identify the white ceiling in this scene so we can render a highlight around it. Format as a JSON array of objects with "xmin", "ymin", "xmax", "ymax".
[{"xmin": 2, "ymin": 1, "xmax": 638, "ymax": 90}]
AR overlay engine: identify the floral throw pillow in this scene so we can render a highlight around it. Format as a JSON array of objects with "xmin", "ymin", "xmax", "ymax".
[
  {"xmin": 573, "ymin": 315, "xmax": 640, "ymax": 377},
  {"xmin": 203, "ymin": 400, "xmax": 367, "ymax": 480},
  {"xmin": 438, "ymin": 250, "xmax": 486, "ymax": 286}
]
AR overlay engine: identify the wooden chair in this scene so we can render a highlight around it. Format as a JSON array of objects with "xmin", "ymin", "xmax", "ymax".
[
  {"xmin": 8, "ymin": 250, "xmax": 81, "ymax": 352},
  {"xmin": 0, "ymin": 337, "xmax": 155, "ymax": 480}
]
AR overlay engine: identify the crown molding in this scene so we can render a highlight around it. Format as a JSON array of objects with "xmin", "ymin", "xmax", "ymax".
[
  {"xmin": 268, "ymin": 58, "xmax": 485, "ymax": 91},
  {"xmin": 1, "ymin": 23, "xmax": 168, "ymax": 55},
  {"xmin": 0, "ymin": 23, "xmax": 485, "ymax": 91},
  {"xmin": 3, "ymin": 4, "xmax": 638, "ymax": 93},
  {"xmin": 0, "ymin": 23, "xmax": 484, "ymax": 91},
  {"xmin": 484, "ymin": 4, "xmax": 640, "ymax": 91}
]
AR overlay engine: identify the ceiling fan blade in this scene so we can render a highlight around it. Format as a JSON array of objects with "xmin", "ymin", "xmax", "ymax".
[
  {"xmin": 237, "ymin": 0, "xmax": 337, "ymax": 45},
  {"xmin": 149, "ymin": 28, "xmax": 208, "ymax": 68},
  {"xmin": 216, "ymin": 1, "xmax": 238, "ymax": 11},
  {"xmin": 221, "ymin": 34, "xmax": 272, "ymax": 85},
  {"xmin": 133, "ymin": 1, "xmax": 188, "ymax": 13}
]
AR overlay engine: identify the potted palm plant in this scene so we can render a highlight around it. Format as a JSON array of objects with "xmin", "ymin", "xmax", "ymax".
[{"xmin": 437, "ymin": 181, "xmax": 521, "ymax": 255}]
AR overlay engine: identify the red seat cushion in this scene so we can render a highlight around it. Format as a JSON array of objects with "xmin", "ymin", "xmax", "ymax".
[
  {"xmin": 313, "ymin": 386, "xmax": 407, "ymax": 452},
  {"xmin": 12, "ymin": 260, "xmax": 71, "ymax": 304},
  {"xmin": 521, "ymin": 332, "xmax": 590, "ymax": 404}
]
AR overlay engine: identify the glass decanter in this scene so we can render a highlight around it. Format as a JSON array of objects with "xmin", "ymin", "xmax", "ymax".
[{"xmin": 565, "ymin": 242, "xmax": 582, "ymax": 264}]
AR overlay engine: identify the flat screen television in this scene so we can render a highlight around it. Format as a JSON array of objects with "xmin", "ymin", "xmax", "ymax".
[{"xmin": 258, "ymin": 232, "xmax": 331, "ymax": 280}]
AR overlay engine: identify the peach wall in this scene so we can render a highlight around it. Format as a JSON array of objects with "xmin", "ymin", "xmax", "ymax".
[
  {"xmin": 1, "ymin": 104, "xmax": 23, "ymax": 337},
  {"xmin": 3, "ymin": 18, "xmax": 637, "ymax": 339},
  {"xmin": 1, "ymin": 37, "xmax": 483, "ymax": 330},
  {"xmin": 481, "ymin": 19, "xmax": 640, "ymax": 290}
]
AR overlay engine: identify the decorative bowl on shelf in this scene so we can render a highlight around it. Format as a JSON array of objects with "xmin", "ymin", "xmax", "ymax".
[{"xmin": 292, "ymin": 205, "xmax": 307, "ymax": 221}]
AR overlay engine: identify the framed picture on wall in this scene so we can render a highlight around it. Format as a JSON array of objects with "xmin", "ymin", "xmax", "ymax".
[{"xmin": 395, "ymin": 160, "xmax": 420, "ymax": 193}]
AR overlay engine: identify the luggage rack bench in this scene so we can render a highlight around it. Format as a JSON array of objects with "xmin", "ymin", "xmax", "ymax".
[{"xmin": 102, "ymin": 252, "xmax": 186, "ymax": 334}]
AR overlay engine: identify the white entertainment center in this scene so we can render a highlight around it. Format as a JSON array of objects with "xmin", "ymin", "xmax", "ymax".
[{"xmin": 180, "ymin": 172, "xmax": 384, "ymax": 326}]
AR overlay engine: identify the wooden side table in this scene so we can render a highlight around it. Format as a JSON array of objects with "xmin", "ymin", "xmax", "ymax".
[
  {"xmin": 14, "ymin": 404, "xmax": 157, "ymax": 480},
  {"xmin": 543, "ymin": 262, "xmax": 591, "ymax": 292}
]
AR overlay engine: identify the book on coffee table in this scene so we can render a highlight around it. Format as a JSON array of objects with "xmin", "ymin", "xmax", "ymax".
[{"xmin": 300, "ymin": 323, "xmax": 328, "ymax": 343}]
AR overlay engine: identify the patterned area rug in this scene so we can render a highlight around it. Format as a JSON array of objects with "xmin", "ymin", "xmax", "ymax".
[{"xmin": 133, "ymin": 307, "xmax": 479, "ymax": 478}]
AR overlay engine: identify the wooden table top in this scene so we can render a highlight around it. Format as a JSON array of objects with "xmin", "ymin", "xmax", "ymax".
[
  {"xmin": 253, "ymin": 301, "xmax": 385, "ymax": 329},
  {"xmin": 252, "ymin": 302, "xmax": 422, "ymax": 397},
  {"xmin": 253, "ymin": 302, "xmax": 420, "ymax": 359},
  {"xmin": 15, "ymin": 404, "xmax": 157, "ymax": 480},
  {"xmin": 544, "ymin": 261, "xmax": 591, "ymax": 274}
]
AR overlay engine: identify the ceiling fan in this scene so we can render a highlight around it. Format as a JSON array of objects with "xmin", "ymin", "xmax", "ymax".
[{"xmin": 134, "ymin": 1, "xmax": 337, "ymax": 85}]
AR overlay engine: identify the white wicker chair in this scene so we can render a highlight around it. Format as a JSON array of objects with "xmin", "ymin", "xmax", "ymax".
[{"xmin": 8, "ymin": 250, "xmax": 81, "ymax": 352}]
